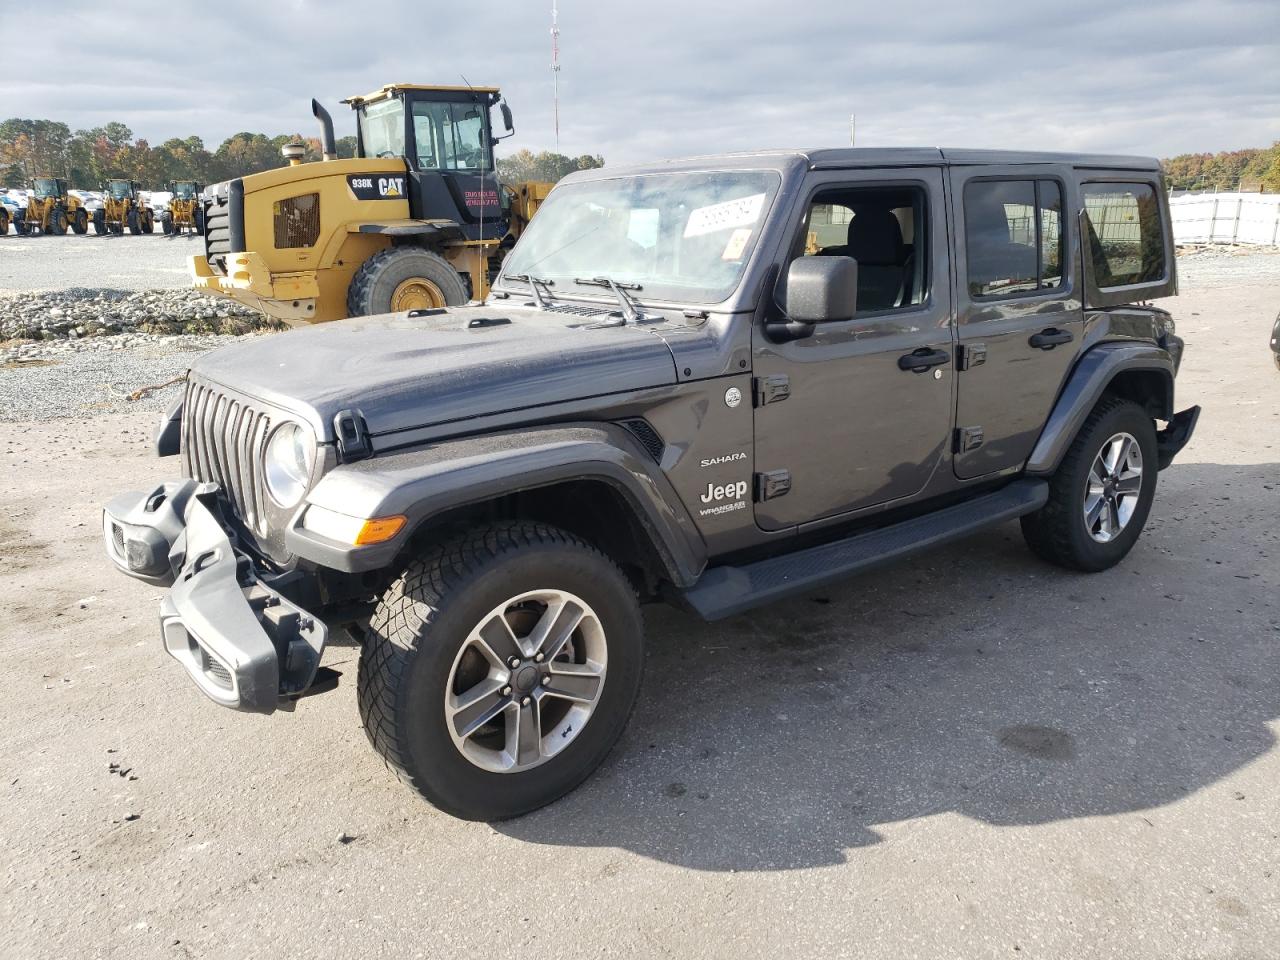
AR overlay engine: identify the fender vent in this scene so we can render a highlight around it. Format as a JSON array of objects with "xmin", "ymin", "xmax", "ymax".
[
  {"xmin": 618, "ymin": 418, "xmax": 664, "ymax": 462},
  {"xmin": 274, "ymin": 193, "xmax": 320, "ymax": 248}
]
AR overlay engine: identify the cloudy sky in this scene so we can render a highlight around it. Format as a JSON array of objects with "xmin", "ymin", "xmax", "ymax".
[{"xmin": 5, "ymin": 0, "xmax": 1277, "ymax": 162}]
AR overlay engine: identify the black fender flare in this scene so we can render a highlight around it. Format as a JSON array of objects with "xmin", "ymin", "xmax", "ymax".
[
  {"xmin": 286, "ymin": 423, "xmax": 707, "ymax": 586},
  {"xmin": 1025, "ymin": 341, "xmax": 1174, "ymax": 476},
  {"xmin": 353, "ymin": 221, "xmax": 463, "ymax": 243}
]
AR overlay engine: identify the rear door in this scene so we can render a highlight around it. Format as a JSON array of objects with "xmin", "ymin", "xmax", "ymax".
[{"xmin": 950, "ymin": 166, "xmax": 1083, "ymax": 479}]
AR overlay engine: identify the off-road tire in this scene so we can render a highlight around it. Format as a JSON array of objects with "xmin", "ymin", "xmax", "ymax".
[
  {"xmin": 141, "ymin": 210, "xmax": 155, "ymax": 234},
  {"xmin": 0, "ymin": 209, "xmax": 8, "ymax": 236},
  {"xmin": 161, "ymin": 212, "xmax": 174, "ymax": 235},
  {"xmin": 346, "ymin": 246, "xmax": 469, "ymax": 316},
  {"xmin": 92, "ymin": 209, "xmax": 106, "ymax": 235},
  {"xmin": 127, "ymin": 209, "xmax": 140, "ymax": 235},
  {"xmin": 71, "ymin": 209, "xmax": 88, "ymax": 234},
  {"xmin": 46, "ymin": 207, "xmax": 67, "ymax": 236},
  {"xmin": 1020, "ymin": 395, "xmax": 1158, "ymax": 572},
  {"xmin": 357, "ymin": 522, "xmax": 644, "ymax": 820},
  {"xmin": 194, "ymin": 207, "xmax": 205, "ymax": 235}
]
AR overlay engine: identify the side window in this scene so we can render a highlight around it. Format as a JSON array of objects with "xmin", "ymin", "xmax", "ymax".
[
  {"xmin": 1081, "ymin": 182, "xmax": 1165, "ymax": 287},
  {"xmin": 796, "ymin": 185, "xmax": 928, "ymax": 313},
  {"xmin": 964, "ymin": 179, "xmax": 1063, "ymax": 298}
]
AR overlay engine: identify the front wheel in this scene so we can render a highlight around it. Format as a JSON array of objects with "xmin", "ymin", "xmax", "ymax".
[
  {"xmin": 46, "ymin": 207, "xmax": 67, "ymax": 235},
  {"xmin": 127, "ymin": 209, "xmax": 140, "ymax": 235},
  {"xmin": 92, "ymin": 209, "xmax": 106, "ymax": 235},
  {"xmin": 71, "ymin": 209, "xmax": 88, "ymax": 234},
  {"xmin": 346, "ymin": 246, "xmax": 470, "ymax": 317},
  {"xmin": 358, "ymin": 522, "xmax": 644, "ymax": 820},
  {"xmin": 1021, "ymin": 395, "xmax": 1158, "ymax": 572},
  {"xmin": 161, "ymin": 212, "xmax": 173, "ymax": 235}
]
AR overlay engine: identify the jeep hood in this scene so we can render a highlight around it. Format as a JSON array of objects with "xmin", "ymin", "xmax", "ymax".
[{"xmin": 189, "ymin": 305, "xmax": 679, "ymax": 439}]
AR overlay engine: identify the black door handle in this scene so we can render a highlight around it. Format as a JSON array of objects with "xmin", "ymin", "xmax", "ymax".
[
  {"xmin": 898, "ymin": 347, "xmax": 951, "ymax": 372},
  {"xmin": 1029, "ymin": 328, "xmax": 1074, "ymax": 349}
]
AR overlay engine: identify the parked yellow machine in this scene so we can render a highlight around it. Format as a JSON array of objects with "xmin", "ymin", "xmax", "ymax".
[
  {"xmin": 19, "ymin": 178, "xmax": 89, "ymax": 236},
  {"xmin": 162, "ymin": 180, "xmax": 204, "ymax": 236},
  {"xmin": 190, "ymin": 83, "xmax": 553, "ymax": 324},
  {"xmin": 94, "ymin": 179, "xmax": 154, "ymax": 235}
]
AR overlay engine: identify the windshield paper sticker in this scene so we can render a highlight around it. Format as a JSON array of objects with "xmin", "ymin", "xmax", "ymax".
[
  {"xmin": 684, "ymin": 193, "xmax": 766, "ymax": 238},
  {"xmin": 721, "ymin": 228, "xmax": 752, "ymax": 260}
]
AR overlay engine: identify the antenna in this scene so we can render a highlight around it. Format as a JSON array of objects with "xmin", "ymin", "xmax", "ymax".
[{"xmin": 551, "ymin": 0, "xmax": 561, "ymax": 147}]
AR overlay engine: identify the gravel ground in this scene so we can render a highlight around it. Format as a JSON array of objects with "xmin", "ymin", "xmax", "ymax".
[
  {"xmin": 0, "ymin": 333, "xmax": 265, "ymax": 422},
  {"xmin": 0, "ymin": 232, "xmax": 197, "ymax": 296},
  {"xmin": 0, "ymin": 256, "xmax": 1277, "ymax": 958}
]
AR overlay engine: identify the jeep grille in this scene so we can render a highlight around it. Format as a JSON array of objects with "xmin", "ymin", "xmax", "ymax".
[
  {"xmin": 273, "ymin": 193, "xmax": 320, "ymax": 249},
  {"xmin": 181, "ymin": 378, "xmax": 273, "ymax": 537}
]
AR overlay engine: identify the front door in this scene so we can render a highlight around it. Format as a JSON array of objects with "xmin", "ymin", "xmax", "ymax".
[
  {"xmin": 752, "ymin": 168, "xmax": 955, "ymax": 531},
  {"xmin": 950, "ymin": 167, "xmax": 1084, "ymax": 479}
]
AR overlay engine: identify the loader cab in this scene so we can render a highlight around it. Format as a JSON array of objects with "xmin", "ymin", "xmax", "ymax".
[
  {"xmin": 33, "ymin": 178, "xmax": 65, "ymax": 200},
  {"xmin": 106, "ymin": 180, "xmax": 137, "ymax": 201},
  {"xmin": 172, "ymin": 181, "xmax": 199, "ymax": 200},
  {"xmin": 347, "ymin": 84, "xmax": 512, "ymax": 243}
]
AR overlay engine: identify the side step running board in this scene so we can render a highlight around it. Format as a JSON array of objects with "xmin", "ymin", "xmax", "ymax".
[{"xmin": 679, "ymin": 479, "xmax": 1049, "ymax": 621}]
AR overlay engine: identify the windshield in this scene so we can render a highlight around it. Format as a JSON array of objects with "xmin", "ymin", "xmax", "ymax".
[
  {"xmin": 108, "ymin": 181, "xmax": 131, "ymax": 199},
  {"xmin": 501, "ymin": 171, "xmax": 780, "ymax": 304},
  {"xmin": 359, "ymin": 98, "xmax": 406, "ymax": 158},
  {"xmin": 411, "ymin": 100, "xmax": 490, "ymax": 171},
  {"xmin": 34, "ymin": 178, "xmax": 57, "ymax": 199},
  {"xmin": 174, "ymin": 182, "xmax": 196, "ymax": 199}
]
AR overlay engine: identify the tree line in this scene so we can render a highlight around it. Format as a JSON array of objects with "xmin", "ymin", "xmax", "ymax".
[
  {"xmin": 0, "ymin": 117, "xmax": 602, "ymax": 190},
  {"xmin": 1161, "ymin": 142, "xmax": 1280, "ymax": 193}
]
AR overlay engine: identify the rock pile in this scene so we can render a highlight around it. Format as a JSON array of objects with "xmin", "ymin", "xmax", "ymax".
[{"xmin": 0, "ymin": 288, "xmax": 284, "ymax": 342}]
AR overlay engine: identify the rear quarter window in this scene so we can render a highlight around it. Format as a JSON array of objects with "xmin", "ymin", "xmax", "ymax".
[{"xmin": 1081, "ymin": 182, "xmax": 1166, "ymax": 287}]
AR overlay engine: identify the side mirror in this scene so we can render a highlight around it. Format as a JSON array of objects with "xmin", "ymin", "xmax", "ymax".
[
  {"xmin": 500, "ymin": 102, "xmax": 514, "ymax": 133},
  {"xmin": 786, "ymin": 255, "xmax": 857, "ymax": 317}
]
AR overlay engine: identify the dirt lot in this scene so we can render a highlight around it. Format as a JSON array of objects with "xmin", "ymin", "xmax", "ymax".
[{"xmin": 1, "ymin": 266, "xmax": 1277, "ymax": 959}]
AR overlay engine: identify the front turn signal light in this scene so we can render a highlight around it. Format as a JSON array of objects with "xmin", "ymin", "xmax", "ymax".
[{"xmin": 302, "ymin": 506, "xmax": 406, "ymax": 546}]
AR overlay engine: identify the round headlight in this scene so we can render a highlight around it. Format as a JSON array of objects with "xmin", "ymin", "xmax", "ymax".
[{"xmin": 264, "ymin": 423, "xmax": 315, "ymax": 507}]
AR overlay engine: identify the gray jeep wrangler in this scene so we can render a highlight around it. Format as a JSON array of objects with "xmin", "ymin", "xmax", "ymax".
[{"xmin": 104, "ymin": 148, "xmax": 1199, "ymax": 820}]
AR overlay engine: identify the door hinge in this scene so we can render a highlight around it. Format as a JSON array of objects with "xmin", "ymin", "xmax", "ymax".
[
  {"xmin": 954, "ymin": 426, "xmax": 984, "ymax": 453},
  {"xmin": 957, "ymin": 343, "xmax": 987, "ymax": 371},
  {"xmin": 753, "ymin": 374, "xmax": 791, "ymax": 407},
  {"xmin": 754, "ymin": 469, "xmax": 792, "ymax": 501},
  {"xmin": 334, "ymin": 409, "xmax": 372, "ymax": 462}
]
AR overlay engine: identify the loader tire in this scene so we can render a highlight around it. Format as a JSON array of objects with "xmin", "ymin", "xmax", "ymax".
[
  {"xmin": 46, "ymin": 207, "xmax": 67, "ymax": 236},
  {"xmin": 141, "ymin": 209, "xmax": 155, "ymax": 234},
  {"xmin": 72, "ymin": 209, "xmax": 88, "ymax": 234},
  {"xmin": 347, "ymin": 247, "xmax": 469, "ymax": 317},
  {"xmin": 92, "ymin": 210, "xmax": 106, "ymax": 235},
  {"xmin": 0, "ymin": 209, "xmax": 8, "ymax": 236},
  {"xmin": 127, "ymin": 209, "xmax": 140, "ymax": 235},
  {"xmin": 161, "ymin": 213, "xmax": 174, "ymax": 236}
]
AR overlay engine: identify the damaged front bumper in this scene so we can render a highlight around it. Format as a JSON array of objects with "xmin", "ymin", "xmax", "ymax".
[{"xmin": 103, "ymin": 480, "xmax": 330, "ymax": 713}]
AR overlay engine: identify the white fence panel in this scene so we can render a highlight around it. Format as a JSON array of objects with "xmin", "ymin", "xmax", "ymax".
[{"xmin": 1170, "ymin": 193, "xmax": 1280, "ymax": 246}]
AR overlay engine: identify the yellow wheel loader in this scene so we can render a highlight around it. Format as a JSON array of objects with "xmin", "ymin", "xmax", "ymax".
[
  {"xmin": 190, "ymin": 83, "xmax": 553, "ymax": 324},
  {"xmin": 19, "ymin": 178, "xmax": 89, "ymax": 236},
  {"xmin": 94, "ymin": 179, "xmax": 154, "ymax": 236},
  {"xmin": 161, "ymin": 180, "xmax": 203, "ymax": 237}
]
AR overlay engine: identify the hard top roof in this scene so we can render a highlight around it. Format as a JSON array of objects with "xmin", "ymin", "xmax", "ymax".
[{"xmin": 561, "ymin": 147, "xmax": 1161, "ymax": 184}]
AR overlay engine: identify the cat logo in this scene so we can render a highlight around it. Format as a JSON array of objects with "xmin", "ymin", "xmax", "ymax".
[{"xmin": 347, "ymin": 174, "xmax": 407, "ymax": 201}]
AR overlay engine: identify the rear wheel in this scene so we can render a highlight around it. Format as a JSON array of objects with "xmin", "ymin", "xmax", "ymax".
[
  {"xmin": 347, "ymin": 246, "xmax": 469, "ymax": 317},
  {"xmin": 1020, "ymin": 395, "xmax": 1158, "ymax": 572},
  {"xmin": 358, "ymin": 522, "xmax": 644, "ymax": 820},
  {"xmin": 71, "ymin": 209, "xmax": 88, "ymax": 234}
]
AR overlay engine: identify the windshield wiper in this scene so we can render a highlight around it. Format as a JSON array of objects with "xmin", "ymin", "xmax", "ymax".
[
  {"xmin": 504, "ymin": 273, "xmax": 555, "ymax": 310},
  {"xmin": 573, "ymin": 276, "xmax": 646, "ymax": 323}
]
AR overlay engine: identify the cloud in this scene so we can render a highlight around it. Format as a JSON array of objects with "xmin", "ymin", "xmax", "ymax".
[{"xmin": 2, "ymin": 0, "xmax": 1276, "ymax": 162}]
